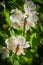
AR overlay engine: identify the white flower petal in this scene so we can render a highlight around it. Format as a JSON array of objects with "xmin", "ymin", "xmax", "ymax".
[
  {"xmin": 5, "ymin": 36, "xmax": 17, "ymax": 50},
  {"xmin": 5, "ymin": 36, "xmax": 30, "ymax": 55},
  {"xmin": 27, "ymin": 15, "xmax": 38, "ymax": 23},
  {"xmin": 24, "ymin": 1, "xmax": 36, "ymax": 14},
  {"xmin": 16, "ymin": 36, "xmax": 26, "ymax": 43},
  {"xmin": 2, "ymin": 51, "xmax": 9, "ymax": 59},
  {"xmin": 23, "ymin": 42, "xmax": 30, "ymax": 48},
  {"xmin": 10, "ymin": 8, "xmax": 24, "ymax": 29},
  {"xmin": 10, "ymin": 14, "xmax": 20, "ymax": 23},
  {"xmin": 0, "ymin": 47, "xmax": 9, "ymax": 59},
  {"xmin": 29, "ymin": 11, "xmax": 39, "ymax": 16},
  {"xmin": 10, "ymin": 9, "xmax": 15, "ymax": 13},
  {"xmin": 16, "ymin": 36, "xmax": 30, "ymax": 48},
  {"xmin": 1, "ymin": 2, "xmax": 5, "ymax": 8}
]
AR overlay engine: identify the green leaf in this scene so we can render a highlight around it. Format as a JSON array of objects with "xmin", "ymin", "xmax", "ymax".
[
  {"xmin": 13, "ymin": 60, "xmax": 20, "ymax": 65},
  {"xmin": 33, "ymin": 0, "xmax": 43, "ymax": 4},
  {"xmin": 8, "ymin": 28, "xmax": 15, "ymax": 36},
  {"xmin": 0, "ymin": 31, "xmax": 8, "ymax": 38},
  {"xmin": 30, "ymin": 33, "xmax": 40, "ymax": 48},
  {"xmin": 30, "ymin": 49, "xmax": 36, "ymax": 53},
  {"xmin": 3, "ymin": 9, "xmax": 10, "ymax": 25}
]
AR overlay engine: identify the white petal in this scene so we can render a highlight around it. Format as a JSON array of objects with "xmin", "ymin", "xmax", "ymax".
[
  {"xmin": 5, "ymin": 36, "xmax": 18, "ymax": 53},
  {"xmin": 10, "ymin": 8, "xmax": 23, "ymax": 22},
  {"xmin": 21, "ymin": 41, "xmax": 30, "ymax": 48},
  {"xmin": 28, "ymin": 15, "xmax": 38, "ymax": 23},
  {"xmin": 10, "ymin": 9, "xmax": 15, "ymax": 13},
  {"xmin": 23, "ymin": 42, "xmax": 30, "ymax": 48},
  {"xmin": 0, "ymin": 47, "xmax": 9, "ymax": 59},
  {"xmin": 2, "ymin": 52, "xmax": 9, "ymax": 59},
  {"xmin": 1, "ymin": 2, "xmax": 5, "ymax": 8},
  {"xmin": 11, "ymin": 21, "xmax": 22, "ymax": 29},
  {"xmin": 29, "ymin": 11, "xmax": 39, "ymax": 16},
  {"xmin": 10, "ymin": 8, "xmax": 24, "ymax": 29},
  {"xmin": 16, "ymin": 36, "xmax": 26, "ymax": 45},
  {"xmin": 24, "ymin": 1, "xmax": 36, "ymax": 14}
]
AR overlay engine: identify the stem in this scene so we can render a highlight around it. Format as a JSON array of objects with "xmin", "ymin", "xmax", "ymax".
[
  {"xmin": 13, "ymin": 45, "xmax": 19, "ymax": 65},
  {"xmin": 13, "ymin": 53, "xmax": 16, "ymax": 65},
  {"xmin": 23, "ymin": 17, "xmax": 27, "ymax": 37}
]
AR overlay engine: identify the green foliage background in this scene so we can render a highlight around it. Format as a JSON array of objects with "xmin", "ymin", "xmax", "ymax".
[{"xmin": 0, "ymin": 0, "xmax": 43, "ymax": 65}]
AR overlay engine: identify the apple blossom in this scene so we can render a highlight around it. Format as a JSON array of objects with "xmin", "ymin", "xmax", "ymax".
[{"xmin": 5, "ymin": 36, "xmax": 30, "ymax": 55}]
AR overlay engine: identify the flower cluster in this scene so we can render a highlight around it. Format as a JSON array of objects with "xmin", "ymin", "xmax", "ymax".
[
  {"xmin": 0, "ymin": 36, "xmax": 30, "ymax": 59},
  {"xmin": 0, "ymin": 1, "xmax": 39, "ymax": 59},
  {"xmin": 10, "ymin": 1, "xmax": 38, "ymax": 33},
  {"xmin": 10, "ymin": 8, "xmax": 24, "ymax": 29}
]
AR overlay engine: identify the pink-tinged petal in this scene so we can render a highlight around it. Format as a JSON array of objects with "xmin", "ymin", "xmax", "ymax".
[{"xmin": 16, "ymin": 47, "xmax": 24, "ymax": 55}]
